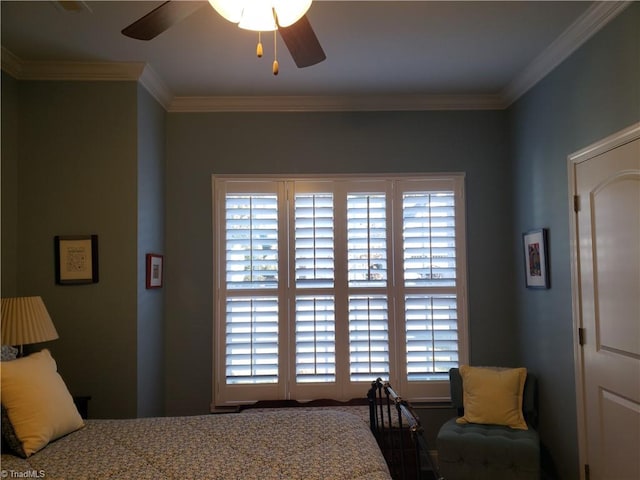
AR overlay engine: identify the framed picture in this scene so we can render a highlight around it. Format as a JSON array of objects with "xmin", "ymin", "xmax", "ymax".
[
  {"xmin": 55, "ymin": 235, "xmax": 99, "ymax": 285},
  {"xmin": 146, "ymin": 253, "xmax": 164, "ymax": 289},
  {"xmin": 522, "ymin": 228, "xmax": 549, "ymax": 289}
]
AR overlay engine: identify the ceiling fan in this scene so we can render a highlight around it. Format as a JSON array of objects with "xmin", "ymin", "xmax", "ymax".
[{"xmin": 121, "ymin": 1, "xmax": 326, "ymax": 71}]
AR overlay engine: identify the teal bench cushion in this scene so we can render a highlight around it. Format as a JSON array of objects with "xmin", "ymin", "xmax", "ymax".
[{"xmin": 437, "ymin": 418, "xmax": 540, "ymax": 480}]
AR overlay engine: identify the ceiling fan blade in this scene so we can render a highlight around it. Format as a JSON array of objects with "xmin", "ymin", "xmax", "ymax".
[
  {"xmin": 278, "ymin": 15, "xmax": 326, "ymax": 68},
  {"xmin": 122, "ymin": 1, "xmax": 205, "ymax": 41}
]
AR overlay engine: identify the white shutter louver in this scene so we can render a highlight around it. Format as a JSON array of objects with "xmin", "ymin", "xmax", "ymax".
[
  {"xmin": 295, "ymin": 296, "xmax": 336, "ymax": 383},
  {"xmin": 405, "ymin": 294, "xmax": 458, "ymax": 381},
  {"xmin": 295, "ymin": 193, "xmax": 334, "ymax": 288},
  {"xmin": 347, "ymin": 194, "xmax": 387, "ymax": 287},
  {"xmin": 225, "ymin": 297, "xmax": 279, "ymax": 384},
  {"xmin": 402, "ymin": 192, "xmax": 456, "ymax": 287},
  {"xmin": 349, "ymin": 295, "xmax": 390, "ymax": 381},
  {"xmin": 226, "ymin": 194, "xmax": 278, "ymax": 289}
]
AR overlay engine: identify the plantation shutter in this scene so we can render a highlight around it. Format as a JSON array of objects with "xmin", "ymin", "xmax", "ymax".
[
  {"xmin": 405, "ymin": 295, "xmax": 458, "ymax": 380},
  {"xmin": 402, "ymin": 192, "xmax": 456, "ymax": 287},
  {"xmin": 346, "ymin": 193, "xmax": 390, "ymax": 381},
  {"xmin": 295, "ymin": 296, "xmax": 336, "ymax": 383},
  {"xmin": 224, "ymin": 192, "xmax": 280, "ymax": 386},
  {"xmin": 225, "ymin": 297, "xmax": 279, "ymax": 384},
  {"xmin": 294, "ymin": 193, "xmax": 334, "ymax": 288},
  {"xmin": 401, "ymin": 190, "xmax": 459, "ymax": 382},
  {"xmin": 294, "ymin": 192, "xmax": 336, "ymax": 383},
  {"xmin": 348, "ymin": 295, "xmax": 390, "ymax": 381},
  {"xmin": 347, "ymin": 194, "xmax": 387, "ymax": 287},
  {"xmin": 214, "ymin": 175, "xmax": 468, "ymax": 406},
  {"xmin": 225, "ymin": 194, "xmax": 279, "ymax": 290}
]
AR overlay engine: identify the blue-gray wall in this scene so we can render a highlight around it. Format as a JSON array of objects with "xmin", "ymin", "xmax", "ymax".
[
  {"xmin": 164, "ymin": 110, "xmax": 515, "ymax": 414},
  {"xmin": 509, "ymin": 4, "xmax": 640, "ymax": 479},
  {"xmin": 15, "ymin": 81, "xmax": 139, "ymax": 419},
  {"xmin": 1, "ymin": 79, "xmax": 166, "ymax": 419},
  {"xmin": 136, "ymin": 84, "xmax": 167, "ymax": 418}
]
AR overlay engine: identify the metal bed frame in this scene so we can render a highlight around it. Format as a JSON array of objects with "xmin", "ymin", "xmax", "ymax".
[{"xmin": 368, "ymin": 378, "xmax": 443, "ymax": 480}]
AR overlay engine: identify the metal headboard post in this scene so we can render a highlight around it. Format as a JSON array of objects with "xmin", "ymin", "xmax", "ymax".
[
  {"xmin": 384, "ymin": 382, "xmax": 406, "ymax": 480},
  {"xmin": 367, "ymin": 380, "xmax": 379, "ymax": 435},
  {"xmin": 369, "ymin": 379, "xmax": 388, "ymax": 454},
  {"xmin": 384, "ymin": 383, "xmax": 396, "ymax": 477},
  {"xmin": 367, "ymin": 378, "xmax": 444, "ymax": 480}
]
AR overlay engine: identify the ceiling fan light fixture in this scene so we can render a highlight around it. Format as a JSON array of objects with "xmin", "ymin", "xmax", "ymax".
[
  {"xmin": 208, "ymin": 0, "xmax": 312, "ymax": 31},
  {"xmin": 238, "ymin": 3, "xmax": 277, "ymax": 32},
  {"xmin": 207, "ymin": 1, "xmax": 242, "ymax": 23}
]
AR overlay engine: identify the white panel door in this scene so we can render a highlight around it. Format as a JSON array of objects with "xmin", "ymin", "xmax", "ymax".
[{"xmin": 573, "ymin": 127, "xmax": 640, "ymax": 480}]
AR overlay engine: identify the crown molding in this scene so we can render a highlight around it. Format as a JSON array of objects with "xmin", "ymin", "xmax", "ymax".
[
  {"xmin": 2, "ymin": 56, "xmax": 146, "ymax": 81},
  {"xmin": 1, "ymin": 49, "xmax": 501, "ymax": 110},
  {"xmin": 1, "ymin": 48, "xmax": 172, "ymax": 108},
  {"xmin": 1, "ymin": 1, "xmax": 630, "ymax": 112},
  {"xmin": 139, "ymin": 64, "xmax": 173, "ymax": 110},
  {"xmin": 501, "ymin": 1, "xmax": 631, "ymax": 107},
  {"xmin": 168, "ymin": 94, "xmax": 506, "ymax": 112}
]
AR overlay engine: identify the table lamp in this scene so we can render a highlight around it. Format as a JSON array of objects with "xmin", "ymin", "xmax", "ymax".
[{"xmin": 1, "ymin": 296, "xmax": 59, "ymax": 357}]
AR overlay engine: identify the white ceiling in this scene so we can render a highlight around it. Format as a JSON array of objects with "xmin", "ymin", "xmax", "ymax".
[{"xmin": 0, "ymin": 1, "xmax": 627, "ymax": 110}]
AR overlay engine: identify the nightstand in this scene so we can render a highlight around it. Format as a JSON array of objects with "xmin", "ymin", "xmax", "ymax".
[{"xmin": 73, "ymin": 396, "xmax": 91, "ymax": 419}]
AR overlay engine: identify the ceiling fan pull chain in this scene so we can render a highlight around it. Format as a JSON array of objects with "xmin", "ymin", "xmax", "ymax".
[
  {"xmin": 272, "ymin": 30, "xmax": 279, "ymax": 75},
  {"xmin": 256, "ymin": 32, "xmax": 263, "ymax": 58}
]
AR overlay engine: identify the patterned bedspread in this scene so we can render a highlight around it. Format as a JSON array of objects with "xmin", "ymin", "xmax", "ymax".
[
  {"xmin": 0, "ymin": 409, "xmax": 391, "ymax": 480},
  {"xmin": 241, "ymin": 404, "xmax": 402, "ymax": 427}
]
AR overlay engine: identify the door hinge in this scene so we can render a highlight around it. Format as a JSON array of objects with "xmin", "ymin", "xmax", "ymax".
[
  {"xmin": 574, "ymin": 195, "xmax": 581, "ymax": 212},
  {"xmin": 584, "ymin": 463, "xmax": 590, "ymax": 480},
  {"xmin": 579, "ymin": 327, "xmax": 586, "ymax": 346}
]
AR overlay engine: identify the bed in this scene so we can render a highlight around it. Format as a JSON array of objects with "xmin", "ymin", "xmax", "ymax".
[
  {"xmin": 0, "ymin": 349, "xmax": 391, "ymax": 480},
  {"xmin": 1, "ymin": 409, "xmax": 391, "ymax": 480},
  {"xmin": 241, "ymin": 379, "xmax": 443, "ymax": 480}
]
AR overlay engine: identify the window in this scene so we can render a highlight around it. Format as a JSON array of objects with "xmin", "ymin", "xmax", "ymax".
[{"xmin": 213, "ymin": 175, "xmax": 468, "ymax": 406}]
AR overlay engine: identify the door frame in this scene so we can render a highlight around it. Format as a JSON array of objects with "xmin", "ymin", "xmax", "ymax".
[{"xmin": 567, "ymin": 122, "xmax": 640, "ymax": 479}]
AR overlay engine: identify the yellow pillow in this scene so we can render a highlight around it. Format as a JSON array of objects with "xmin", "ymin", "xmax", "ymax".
[
  {"xmin": 0, "ymin": 349, "xmax": 84, "ymax": 456},
  {"xmin": 456, "ymin": 365, "xmax": 528, "ymax": 430}
]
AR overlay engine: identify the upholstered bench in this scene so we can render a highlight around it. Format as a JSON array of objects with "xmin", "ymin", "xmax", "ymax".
[{"xmin": 437, "ymin": 367, "xmax": 540, "ymax": 480}]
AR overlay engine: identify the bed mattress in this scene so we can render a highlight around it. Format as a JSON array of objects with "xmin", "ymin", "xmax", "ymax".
[{"xmin": 1, "ymin": 409, "xmax": 391, "ymax": 480}]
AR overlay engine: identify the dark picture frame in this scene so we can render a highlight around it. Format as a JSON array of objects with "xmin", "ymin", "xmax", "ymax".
[
  {"xmin": 522, "ymin": 228, "xmax": 549, "ymax": 289},
  {"xmin": 54, "ymin": 235, "xmax": 99, "ymax": 285},
  {"xmin": 146, "ymin": 253, "xmax": 164, "ymax": 289}
]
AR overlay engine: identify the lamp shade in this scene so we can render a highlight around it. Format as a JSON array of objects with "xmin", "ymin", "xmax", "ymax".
[
  {"xmin": 1, "ymin": 296, "xmax": 59, "ymax": 346},
  {"xmin": 208, "ymin": 0, "xmax": 312, "ymax": 31}
]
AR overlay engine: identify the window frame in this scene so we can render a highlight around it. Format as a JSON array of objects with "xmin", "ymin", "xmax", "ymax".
[{"xmin": 212, "ymin": 174, "xmax": 468, "ymax": 407}]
